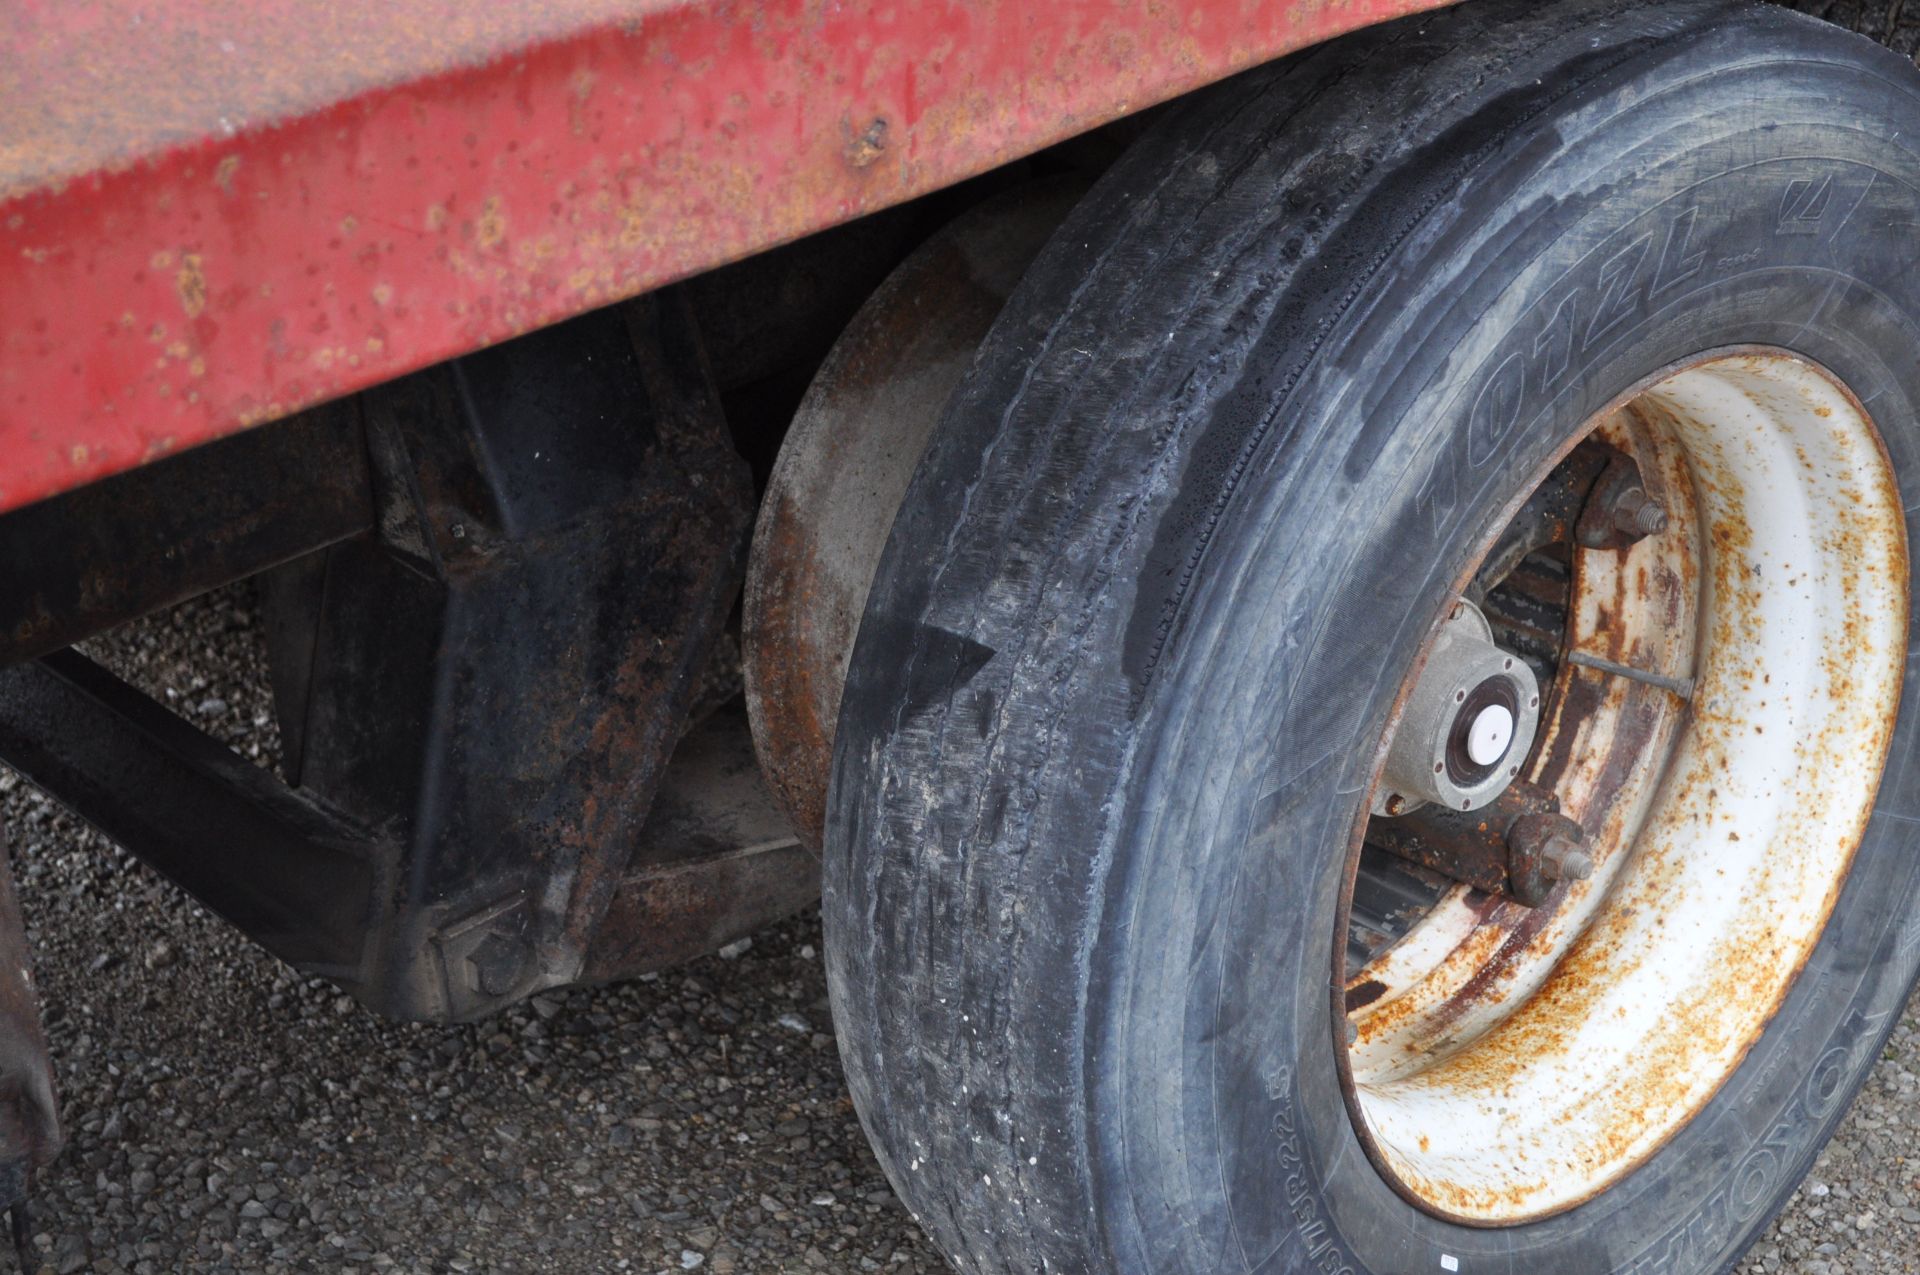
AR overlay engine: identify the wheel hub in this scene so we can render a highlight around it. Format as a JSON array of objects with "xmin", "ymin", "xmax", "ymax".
[{"xmin": 1375, "ymin": 601, "xmax": 1538, "ymax": 815}]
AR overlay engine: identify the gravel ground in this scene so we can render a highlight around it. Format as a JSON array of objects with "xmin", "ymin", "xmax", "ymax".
[
  {"xmin": 7, "ymin": 583, "xmax": 1920, "ymax": 1275},
  {"xmin": 2, "ymin": 589, "xmax": 946, "ymax": 1275}
]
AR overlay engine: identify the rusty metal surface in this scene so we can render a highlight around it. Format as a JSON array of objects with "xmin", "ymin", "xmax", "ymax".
[
  {"xmin": 0, "ymin": 649, "xmax": 816, "ymax": 1027},
  {"xmin": 743, "ymin": 180, "xmax": 1082, "ymax": 847},
  {"xmin": 583, "ymin": 702, "xmax": 817, "ymax": 981},
  {"xmin": 0, "ymin": 295, "xmax": 778, "ymax": 1025},
  {"xmin": 0, "ymin": 0, "xmax": 1457, "ymax": 519},
  {"xmin": 1368, "ymin": 779, "xmax": 1579, "ymax": 907},
  {"xmin": 251, "ymin": 294, "xmax": 756, "ymax": 1021},
  {"xmin": 582, "ymin": 843, "xmax": 822, "ymax": 984},
  {"xmin": 1347, "ymin": 403, "xmax": 1706, "ymax": 1089},
  {"xmin": 627, "ymin": 700, "xmax": 800, "ymax": 868}
]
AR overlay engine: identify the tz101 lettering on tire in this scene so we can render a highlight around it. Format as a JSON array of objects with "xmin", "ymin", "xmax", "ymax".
[{"xmin": 824, "ymin": 1, "xmax": 1920, "ymax": 1271}]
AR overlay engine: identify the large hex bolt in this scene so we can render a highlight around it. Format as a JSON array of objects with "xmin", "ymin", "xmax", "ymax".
[
  {"xmin": 1506, "ymin": 811, "xmax": 1593, "ymax": 906},
  {"xmin": 465, "ymin": 931, "xmax": 534, "ymax": 998}
]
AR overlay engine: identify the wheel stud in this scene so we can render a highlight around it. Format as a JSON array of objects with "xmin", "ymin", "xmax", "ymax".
[
  {"xmin": 1576, "ymin": 455, "xmax": 1669, "ymax": 550},
  {"xmin": 1503, "ymin": 808, "xmax": 1593, "ymax": 904},
  {"xmin": 1537, "ymin": 831, "xmax": 1594, "ymax": 883},
  {"xmin": 1610, "ymin": 485, "xmax": 1669, "ymax": 539}
]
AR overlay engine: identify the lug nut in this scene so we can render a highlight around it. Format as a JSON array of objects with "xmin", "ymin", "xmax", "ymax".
[
  {"xmin": 1611, "ymin": 486, "xmax": 1668, "ymax": 538},
  {"xmin": 1539, "ymin": 833, "xmax": 1593, "ymax": 883}
]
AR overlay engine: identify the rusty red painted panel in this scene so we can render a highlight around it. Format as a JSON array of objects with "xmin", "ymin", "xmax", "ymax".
[{"xmin": 0, "ymin": 0, "xmax": 1454, "ymax": 516}]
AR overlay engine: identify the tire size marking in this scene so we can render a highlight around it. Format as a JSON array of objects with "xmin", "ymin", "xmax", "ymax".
[{"xmin": 1269, "ymin": 1066, "xmax": 1361, "ymax": 1275}]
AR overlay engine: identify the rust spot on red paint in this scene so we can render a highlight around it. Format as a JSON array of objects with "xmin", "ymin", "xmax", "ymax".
[
  {"xmin": 846, "ymin": 117, "xmax": 888, "ymax": 168},
  {"xmin": 475, "ymin": 196, "xmax": 507, "ymax": 249},
  {"xmin": 176, "ymin": 254, "xmax": 207, "ymax": 318}
]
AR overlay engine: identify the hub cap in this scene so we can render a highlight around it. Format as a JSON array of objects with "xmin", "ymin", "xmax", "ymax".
[{"xmin": 1375, "ymin": 602, "xmax": 1540, "ymax": 815}]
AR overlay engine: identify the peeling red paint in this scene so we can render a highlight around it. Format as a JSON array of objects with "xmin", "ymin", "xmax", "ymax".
[{"xmin": 0, "ymin": 0, "xmax": 1454, "ymax": 516}]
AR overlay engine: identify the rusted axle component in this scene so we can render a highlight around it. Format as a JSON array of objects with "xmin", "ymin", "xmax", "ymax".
[
  {"xmin": 1471, "ymin": 434, "xmax": 1665, "ymax": 600},
  {"xmin": 1372, "ymin": 430, "xmax": 1660, "ymax": 907},
  {"xmin": 1368, "ymin": 779, "xmax": 1591, "ymax": 907}
]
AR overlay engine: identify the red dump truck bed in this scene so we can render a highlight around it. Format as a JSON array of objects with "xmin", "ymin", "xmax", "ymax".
[{"xmin": 0, "ymin": 0, "xmax": 1447, "ymax": 517}]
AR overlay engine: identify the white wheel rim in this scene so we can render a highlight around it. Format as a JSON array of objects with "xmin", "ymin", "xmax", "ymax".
[{"xmin": 1342, "ymin": 350, "xmax": 1908, "ymax": 1223}]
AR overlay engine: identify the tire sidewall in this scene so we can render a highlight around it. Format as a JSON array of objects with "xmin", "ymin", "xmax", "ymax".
[{"xmin": 1094, "ymin": 41, "xmax": 1920, "ymax": 1275}]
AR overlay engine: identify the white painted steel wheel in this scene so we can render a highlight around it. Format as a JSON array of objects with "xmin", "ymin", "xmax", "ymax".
[{"xmin": 1343, "ymin": 351, "xmax": 1907, "ymax": 1223}]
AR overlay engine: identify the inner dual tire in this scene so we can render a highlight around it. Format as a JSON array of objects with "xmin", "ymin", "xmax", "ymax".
[{"xmin": 823, "ymin": 2, "xmax": 1920, "ymax": 1271}]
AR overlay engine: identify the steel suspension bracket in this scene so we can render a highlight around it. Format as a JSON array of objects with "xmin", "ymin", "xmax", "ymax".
[
  {"xmin": 0, "ymin": 292, "xmax": 814, "ymax": 1025},
  {"xmin": 257, "ymin": 294, "xmax": 758, "ymax": 1020}
]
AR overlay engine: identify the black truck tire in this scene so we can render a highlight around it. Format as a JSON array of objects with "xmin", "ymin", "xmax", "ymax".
[{"xmin": 824, "ymin": 1, "xmax": 1920, "ymax": 1271}]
